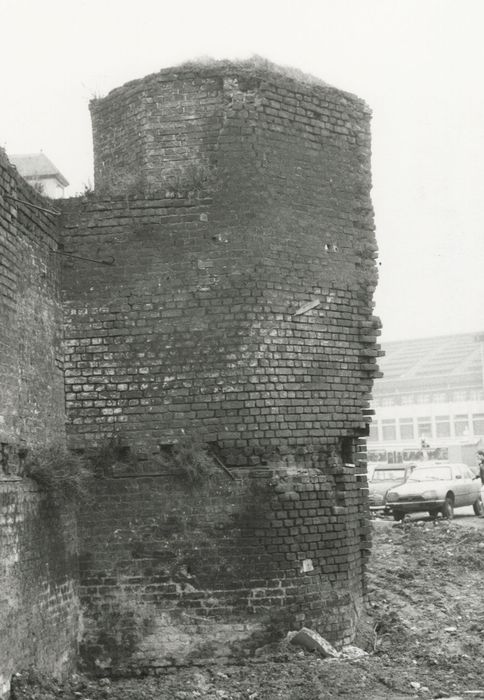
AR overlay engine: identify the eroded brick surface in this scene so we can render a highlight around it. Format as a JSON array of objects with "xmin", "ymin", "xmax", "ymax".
[
  {"xmin": 0, "ymin": 60, "xmax": 380, "ymax": 684},
  {"xmin": 60, "ymin": 62, "xmax": 380, "ymax": 671},
  {"xmin": 0, "ymin": 481, "xmax": 79, "ymax": 697},
  {"xmin": 0, "ymin": 152, "xmax": 65, "ymax": 462},
  {"xmin": 0, "ymin": 153, "xmax": 78, "ymax": 698},
  {"xmin": 79, "ymin": 468, "xmax": 366, "ymax": 670},
  {"xmin": 61, "ymin": 63, "xmax": 380, "ymax": 461}
]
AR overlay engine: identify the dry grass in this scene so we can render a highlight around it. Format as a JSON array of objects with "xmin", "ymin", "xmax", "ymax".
[{"xmin": 25, "ymin": 444, "xmax": 93, "ymax": 507}]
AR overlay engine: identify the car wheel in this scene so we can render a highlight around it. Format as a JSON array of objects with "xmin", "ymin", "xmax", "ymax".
[
  {"xmin": 473, "ymin": 496, "xmax": 484, "ymax": 516},
  {"xmin": 393, "ymin": 511, "xmax": 404, "ymax": 521},
  {"xmin": 441, "ymin": 496, "xmax": 454, "ymax": 520}
]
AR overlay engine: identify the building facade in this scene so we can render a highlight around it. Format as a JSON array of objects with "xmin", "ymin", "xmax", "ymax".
[{"xmin": 368, "ymin": 332, "xmax": 484, "ymax": 465}]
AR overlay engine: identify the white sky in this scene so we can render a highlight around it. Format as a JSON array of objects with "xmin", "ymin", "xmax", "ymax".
[{"xmin": 1, "ymin": 0, "xmax": 483, "ymax": 343}]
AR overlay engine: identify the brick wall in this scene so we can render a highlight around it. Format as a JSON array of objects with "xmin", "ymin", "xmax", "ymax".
[
  {"xmin": 61, "ymin": 62, "xmax": 380, "ymax": 462},
  {"xmin": 79, "ymin": 465, "xmax": 366, "ymax": 671},
  {"xmin": 59, "ymin": 61, "xmax": 380, "ymax": 667},
  {"xmin": 0, "ymin": 153, "xmax": 78, "ymax": 697},
  {"xmin": 0, "ymin": 481, "xmax": 79, "ymax": 697},
  {"xmin": 0, "ymin": 150, "xmax": 65, "ymax": 468}
]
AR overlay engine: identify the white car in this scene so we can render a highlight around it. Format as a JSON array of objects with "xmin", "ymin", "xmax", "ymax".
[{"xmin": 385, "ymin": 461, "xmax": 483, "ymax": 521}]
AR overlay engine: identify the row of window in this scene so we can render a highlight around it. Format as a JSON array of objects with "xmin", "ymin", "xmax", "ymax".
[
  {"xmin": 369, "ymin": 413, "xmax": 484, "ymax": 443},
  {"xmin": 374, "ymin": 389, "xmax": 484, "ymax": 407}
]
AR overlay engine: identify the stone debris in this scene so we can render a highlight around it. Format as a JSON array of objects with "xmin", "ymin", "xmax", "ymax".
[
  {"xmin": 287, "ymin": 628, "xmax": 340, "ymax": 658},
  {"xmin": 339, "ymin": 645, "xmax": 368, "ymax": 661}
]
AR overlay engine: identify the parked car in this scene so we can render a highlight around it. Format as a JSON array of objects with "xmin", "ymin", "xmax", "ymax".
[
  {"xmin": 385, "ymin": 461, "xmax": 483, "ymax": 521},
  {"xmin": 369, "ymin": 464, "xmax": 410, "ymax": 512}
]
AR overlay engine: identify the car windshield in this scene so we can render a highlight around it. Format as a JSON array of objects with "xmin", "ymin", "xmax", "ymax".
[
  {"xmin": 407, "ymin": 466, "xmax": 452, "ymax": 482},
  {"xmin": 372, "ymin": 469, "xmax": 406, "ymax": 482}
]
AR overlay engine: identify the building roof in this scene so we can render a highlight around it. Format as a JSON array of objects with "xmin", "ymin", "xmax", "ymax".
[
  {"xmin": 375, "ymin": 332, "xmax": 484, "ymax": 395},
  {"xmin": 9, "ymin": 153, "xmax": 69, "ymax": 187}
]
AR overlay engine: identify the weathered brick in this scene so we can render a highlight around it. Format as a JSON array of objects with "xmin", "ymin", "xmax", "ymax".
[
  {"xmin": 1, "ymin": 59, "xmax": 379, "ymax": 681},
  {"xmin": 0, "ymin": 150, "xmax": 78, "ymax": 697}
]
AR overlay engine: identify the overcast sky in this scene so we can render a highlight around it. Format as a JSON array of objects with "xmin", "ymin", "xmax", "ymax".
[{"xmin": 1, "ymin": 0, "xmax": 483, "ymax": 343}]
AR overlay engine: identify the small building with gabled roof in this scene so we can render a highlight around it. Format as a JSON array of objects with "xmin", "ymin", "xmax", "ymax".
[{"xmin": 9, "ymin": 152, "xmax": 69, "ymax": 198}]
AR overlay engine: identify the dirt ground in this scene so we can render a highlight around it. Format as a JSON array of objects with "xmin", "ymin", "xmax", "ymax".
[{"xmin": 12, "ymin": 514, "xmax": 484, "ymax": 700}]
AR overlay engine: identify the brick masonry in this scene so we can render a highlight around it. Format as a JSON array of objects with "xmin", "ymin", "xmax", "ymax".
[
  {"xmin": 0, "ymin": 152, "xmax": 79, "ymax": 697},
  {"xmin": 0, "ymin": 151, "xmax": 66, "ymax": 464},
  {"xmin": 61, "ymin": 62, "xmax": 380, "ymax": 460},
  {"xmin": 60, "ymin": 61, "xmax": 380, "ymax": 670},
  {"xmin": 0, "ymin": 481, "xmax": 79, "ymax": 697},
  {"xmin": 79, "ymin": 466, "xmax": 367, "ymax": 671},
  {"xmin": 0, "ymin": 58, "xmax": 381, "ymax": 683}
]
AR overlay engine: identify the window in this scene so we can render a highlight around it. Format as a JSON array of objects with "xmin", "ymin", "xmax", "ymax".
[
  {"xmin": 382, "ymin": 420, "xmax": 397, "ymax": 441},
  {"xmin": 473, "ymin": 414, "xmax": 484, "ymax": 436},
  {"xmin": 453, "ymin": 390, "xmax": 467, "ymax": 402},
  {"xmin": 435, "ymin": 416, "xmax": 451, "ymax": 438},
  {"xmin": 417, "ymin": 417, "xmax": 432, "ymax": 439},
  {"xmin": 454, "ymin": 414, "xmax": 470, "ymax": 437},
  {"xmin": 399, "ymin": 418, "xmax": 414, "ymax": 440},
  {"xmin": 461, "ymin": 466, "xmax": 475, "ymax": 480},
  {"xmin": 371, "ymin": 468, "xmax": 407, "ymax": 481},
  {"xmin": 369, "ymin": 422, "xmax": 379, "ymax": 442},
  {"xmin": 408, "ymin": 466, "xmax": 451, "ymax": 481}
]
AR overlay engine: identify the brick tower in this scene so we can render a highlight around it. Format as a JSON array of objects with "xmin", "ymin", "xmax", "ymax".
[{"xmin": 60, "ymin": 59, "xmax": 380, "ymax": 669}]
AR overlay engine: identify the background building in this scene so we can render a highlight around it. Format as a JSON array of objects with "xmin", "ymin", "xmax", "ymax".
[
  {"xmin": 9, "ymin": 152, "xmax": 69, "ymax": 198},
  {"xmin": 368, "ymin": 332, "xmax": 484, "ymax": 465}
]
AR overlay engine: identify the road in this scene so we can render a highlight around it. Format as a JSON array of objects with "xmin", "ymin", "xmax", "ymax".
[
  {"xmin": 373, "ymin": 505, "xmax": 484, "ymax": 528},
  {"xmin": 451, "ymin": 505, "xmax": 484, "ymax": 527}
]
